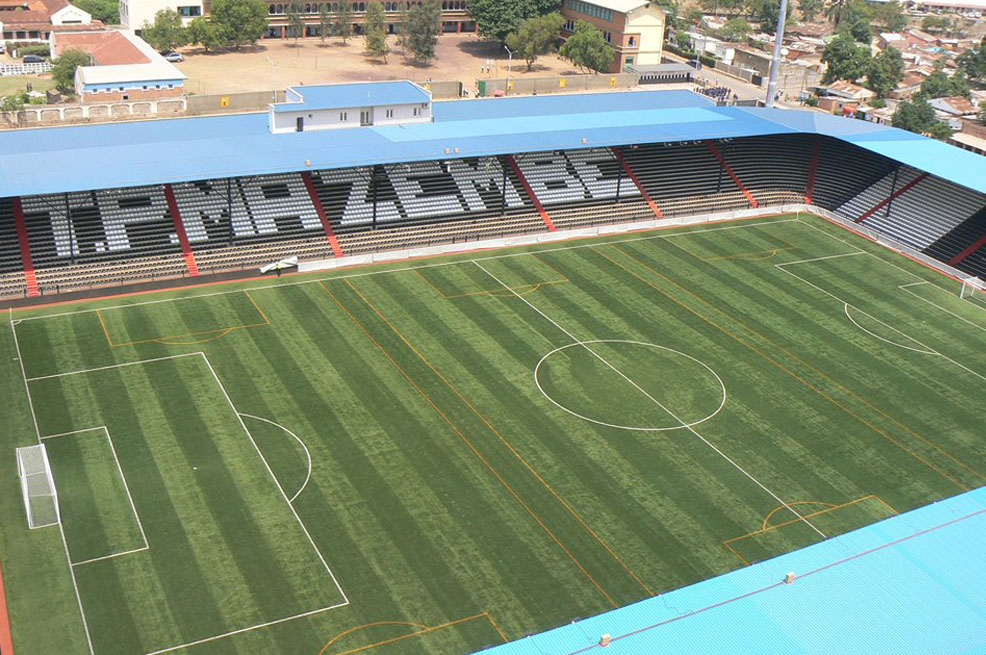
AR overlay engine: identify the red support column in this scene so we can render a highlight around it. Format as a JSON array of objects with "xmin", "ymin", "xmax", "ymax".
[
  {"xmin": 855, "ymin": 172, "xmax": 929, "ymax": 224},
  {"xmin": 705, "ymin": 140, "xmax": 758, "ymax": 208},
  {"xmin": 301, "ymin": 171, "xmax": 345, "ymax": 257},
  {"xmin": 949, "ymin": 234, "xmax": 986, "ymax": 266},
  {"xmin": 612, "ymin": 147, "xmax": 663, "ymax": 219},
  {"xmin": 505, "ymin": 155, "xmax": 556, "ymax": 232},
  {"xmin": 0, "ymin": 552, "xmax": 13, "ymax": 655},
  {"xmin": 11, "ymin": 197, "xmax": 39, "ymax": 297},
  {"xmin": 164, "ymin": 184, "xmax": 199, "ymax": 277},
  {"xmin": 805, "ymin": 138, "xmax": 821, "ymax": 204}
]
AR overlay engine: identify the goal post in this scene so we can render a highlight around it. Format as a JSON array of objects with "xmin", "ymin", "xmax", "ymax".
[
  {"xmin": 16, "ymin": 444, "xmax": 60, "ymax": 529},
  {"xmin": 959, "ymin": 276, "xmax": 986, "ymax": 302}
]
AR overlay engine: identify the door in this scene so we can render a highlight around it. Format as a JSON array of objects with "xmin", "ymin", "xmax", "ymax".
[{"xmin": 360, "ymin": 109, "xmax": 373, "ymax": 126}]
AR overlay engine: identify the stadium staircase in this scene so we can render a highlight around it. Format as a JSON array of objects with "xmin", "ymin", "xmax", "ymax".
[{"xmin": 925, "ymin": 206, "xmax": 986, "ymax": 279}]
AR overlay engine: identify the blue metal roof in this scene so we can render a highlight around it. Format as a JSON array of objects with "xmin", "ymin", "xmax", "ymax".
[
  {"xmin": 1, "ymin": 90, "xmax": 984, "ymax": 198},
  {"xmin": 479, "ymin": 487, "xmax": 986, "ymax": 655},
  {"xmin": 272, "ymin": 81, "xmax": 431, "ymax": 113}
]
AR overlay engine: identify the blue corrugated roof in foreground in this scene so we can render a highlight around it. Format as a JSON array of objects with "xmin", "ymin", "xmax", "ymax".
[
  {"xmin": 272, "ymin": 81, "xmax": 431, "ymax": 113},
  {"xmin": 479, "ymin": 487, "xmax": 986, "ymax": 655},
  {"xmin": 1, "ymin": 89, "xmax": 985, "ymax": 198}
]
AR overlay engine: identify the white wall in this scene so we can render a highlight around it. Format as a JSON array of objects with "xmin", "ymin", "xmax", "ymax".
[
  {"xmin": 270, "ymin": 102, "xmax": 431, "ymax": 134},
  {"xmin": 120, "ymin": 0, "xmax": 204, "ymax": 30}
]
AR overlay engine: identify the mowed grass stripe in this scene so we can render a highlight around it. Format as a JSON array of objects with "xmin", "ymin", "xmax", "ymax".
[
  {"xmin": 381, "ymin": 262, "xmax": 768, "ymax": 587},
  {"xmin": 646, "ymin": 230, "xmax": 985, "ymax": 488},
  {"xmin": 490, "ymin": 250, "xmax": 848, "ymax": 512},
  {"xmin": 318, "ymin": 280, "xmax": 617, "ymax": 614},
  {"xmin": 611, "ymin": 237, "xmax": 976, "ymax": 495},
  {"xmin": 360, "ymin": 269, "xmax": 707, "ymax": 592},
  {"xmin": 241, "ymin": 285, "xmax": 590, "ymax": 633}
]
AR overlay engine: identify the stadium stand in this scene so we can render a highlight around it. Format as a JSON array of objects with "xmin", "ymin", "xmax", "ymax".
[{"xmin": 1, "ymin": 89, "xmax": 986, "ymax": 300}]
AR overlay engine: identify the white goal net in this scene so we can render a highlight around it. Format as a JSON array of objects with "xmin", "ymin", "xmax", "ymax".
[
  {"xmin": 960, "ymin": 277, "xmax": 986, "ymax": 302},
  {"xmin": 16, "ymin": 444, "xmax": 60, "ymax": 529}
]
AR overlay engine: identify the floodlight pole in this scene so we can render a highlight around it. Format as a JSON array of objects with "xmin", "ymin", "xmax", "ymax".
[
  {"xmin": 765, "ymin": 0, "xmax": 789, "ymax": 108},
  {"xmin": 504, "ymin": 44, "xmax": 513, "ymax": 94}
]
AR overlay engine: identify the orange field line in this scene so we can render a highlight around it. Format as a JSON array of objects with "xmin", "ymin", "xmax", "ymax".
[
  {"xmin": 413, "ymin": 262, "xmax": 568, "ymax": 300},
  {"xmin": 96, "ymin": 290, "xmax": 270, "ymax": 348},
  {"xmin": 594, "ymin": 245, "xmax": 973, "ymax": 491},
  {"xmin": 761, "ymin": 501, "xmax": 836, "ymax": 531},
  {"xmin": 321, "ymin": 612, "xmax": 503, "ymax": 655},
  {"xmin": 655, "ymin": 237, "xmax": 984, "ymax": 484},
  {"xmin": 342, "ymin": 278, "xmax": 654, "ymax": 597},
  {"xmin": 319, "ymin": 281, "xmax": 620, "ymax": 608}
]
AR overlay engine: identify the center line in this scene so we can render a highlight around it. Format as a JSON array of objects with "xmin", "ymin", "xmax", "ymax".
[{"xmin": 473, "ymin": 260, "xmax": 827, "ymax": 539}]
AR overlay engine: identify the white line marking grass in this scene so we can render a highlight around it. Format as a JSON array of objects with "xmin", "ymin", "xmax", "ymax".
[
  {"xmin": 238, "ymin": 413, "xmax": 313, "ymax": 504},
  {"xmin": 16, "ymin": 218, "xmax": 799, "ymax": 323},
  {"xmin": 473, "ymin": 260, "xmax": 828, "ymax": 540},
  {"xmin": 898, "ymin": 282, "xmax": 986, "ymax": 333},
  {"xmin": 7, "ymin": 322, "xmax": 350, "ymax": 655},
  {"xmin": 41, "ymin": 426, "xmax": 151, "ymax": 566},
  {"xmin": 842, "ymin": 304, "xmax": 938, "ymax": 356},
  {"xmin": 776, "ymin": 261, "xmax": 986, "ymax": 383}
]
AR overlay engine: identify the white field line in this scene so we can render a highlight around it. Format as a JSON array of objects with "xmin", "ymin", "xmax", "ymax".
[
  {"xmin": 9, "ymin": 318, "xmax": 97, "ymax": 655},
  {"xmin": 842, "ymin": 304, "xmax": 938, "ymax": 355},
  {"xmin": 777, "ymin": 251, "xmax": 865, "ymax": 267},
  {"xmin": 473, "ymin": 260, "xmax": 828, "ymax": 539},
  {"xmin": 41, "ymin": 426, "xmax": 151, "ymax": 565},
  {"xmin": 27, "ymin": 352, "xmax": 202, "ymax": 381},
  {"xmin": 142, "ymin": 602, "xmax": 350, "ymax": 655},
  {"xmin": 10, "ymin": 333, "xmax": 349, "ymax": 655},
  {"xmin": 16, "ymin": 218, "xmax": 799, "ymax": 323},
  {"xmin": 899, "ymin": 283, "xmax": 986, "ymax": 333},
  {"xmin": 237, "ymin": 413, "xmax": 313, "ymax": 504},
  {"xmin": 776, "ymin": 263, "xmax": 986, "ymax": 383}
]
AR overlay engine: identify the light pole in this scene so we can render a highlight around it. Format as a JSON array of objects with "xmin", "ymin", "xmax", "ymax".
[
  {"xmin": 765, "ymin": 0, "xmax": 790, "ymax": 108},
  {"xmin": 504, "ymin": 44, "xmax": 513, "ymax": 94},
  {"xmin": 265, "ymin": 55, "xmax": 278, "ymax": 103}
]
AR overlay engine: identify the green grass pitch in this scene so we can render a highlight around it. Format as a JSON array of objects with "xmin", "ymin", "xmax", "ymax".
[{"xmin": 0, "ymin": 213, "xmax": 983, "ymax": 655}]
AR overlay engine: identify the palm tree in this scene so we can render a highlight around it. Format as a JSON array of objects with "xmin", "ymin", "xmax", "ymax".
[{"xmin": 825, "ymin": 0, "xmax": 852, "ymax": 27}]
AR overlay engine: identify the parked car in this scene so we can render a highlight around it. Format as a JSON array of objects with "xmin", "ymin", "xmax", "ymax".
[
  {"xmin": 22, "ymin": 55, "xmax": 45, "ymax": 64},
  {"xmin": 162, "ymin": 52, "xmax": 183, "ymax": 63}
]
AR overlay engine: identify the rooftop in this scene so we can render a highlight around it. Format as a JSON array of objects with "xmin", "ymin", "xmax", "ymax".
[
  {"xmin": 572, "ymin": 0, "xmax": 654, "ymax": 12},
  {"xmin": 273, "ymin": 81, "xmax": 431, "ymax": 114},
  {"xmin": 52, "ymin": 30, "xmax": 149, "ymax": 66},
  {"xmin": 478, "ymin": 487, "xmax": 986, "ymax": 654},
  {"xmin": 0, "ymin": 89, "xmax": 984, "ymax": 199}
]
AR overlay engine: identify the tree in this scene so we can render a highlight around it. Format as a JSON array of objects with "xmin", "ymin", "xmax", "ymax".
[
  {"xmin": 840, "ymin": 0, "xmax": 873, "ymax": 42},
  {"xmin": 334, "ymin": 1, "xmax": 354, "ymax": 43},
  {"xmin": 892, "ymin": 97, "xmax": 951, "ymax": 140},
  {"xmin": 719, "ymin": 17, "xmax": 752, "ymax": 42},
  {"xmin": 872, "ymin": 0, "xmax": 907, "ymax": 32},
  {"xmin": 319, "ymin": 3, "xmax": 332, "ymax": 43},
  {"xmin": 71, "ymin": 0, "xmax": 119, "ymax": 24},
  {"xmin": 468, "ymin": 0, "xmax": 560, "ymax": 44},
  {"xmin": 921, "ymin": 15, "xmax": 953, "ymax": 35},
  {"xmin": 211, "ymin": 0, "xmax": 269, "ymax": 48},
  {"xmin": 865, "ymin": 46, "xmax": 903, "ymax": 98},
  {"xmin": 918, "ymin": 70, "xmax": 970, "ymax": 99},
  {"xmin": 821, "ymin": 32, "xmax": 871, "ymax": 83},
  {"xmin": 364, "ymin": 1, "xmax": 389, "ymax": 61},
  {"xmin": 52, "ymin": 49, "xmax": 90, "ymax": 94},
  {"xmin": 956, "ymin": 40, "xmax": 986, "ymax": 88},
  {"xmin": 824, "ymin": 0, "xmax": 852, "ymax": 27},
  {"xmin": 141, "ymin": 9, "xmax": 187, "ymax": 52},
  {"xmin": 187, "ymin": 17, "xmax": 228, "ymax": 52},
  {"xmin": 405, "ymin": 0, "xmax": 442, "ymax": 62},
  {"xmin": 979, "ymin": 100, "xmax": 986, "ymax": 126},
  {"xmin": 559, "ymin": 20, "xmax": 612, "ymax": 73},
  {"xmin": 0, "ymin": 94, "xmax": 24, "ymax": 113},
  {"xmin": 396, "ymin": 3, "xmax": 410, "ymax": 49},
  {"xmin": 758, "ymin": 0, "xmax": 792, "ymax": 34},
  {"xmin": 286, "ymin": 1, "xmax": 305, "ymax": 45},
  {"xmin": 798, "ymin": 0, "xmax": 823, "ymax": 22},
  {"xmin": 506, "ymin": 12, "xmax": 564, "ymax": 71}
]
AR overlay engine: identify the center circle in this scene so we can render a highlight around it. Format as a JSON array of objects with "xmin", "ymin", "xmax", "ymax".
[{"xmin": 533, "ymin": 340, "xmax": 726, "ymax": 431}]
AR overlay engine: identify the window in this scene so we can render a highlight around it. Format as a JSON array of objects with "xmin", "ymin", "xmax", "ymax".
[
  {"xmin": 567, "ymin": 0, "xmax": 612, "ymax": 21},
  {"xmin": 386, "ymin": 109, "xmax": 394, "ymax": 118},
  {"xmin": 413, "ymin": 107, "xmax": 419, "ymax": 116},
  {"xmin": 624, "ymin": 57, "xmax": 633, "ymax": 65},
  {"xmin": 340, "ymin": 111, "xmax": 348, "ymax": 120},
  {"xmin": 604, "ymin": 31, "xmax": 611, "ymax": 43},
  {"xmin": 177, "ymin": 5, "xmax": 202, "ymax": 16},
  {"xmin": 628, "ymin": 35, "xmax": 635, "ymax": 46},
  {"xmin": 563, "ymin": 19, "xmax": 574, "ymax": 31}
]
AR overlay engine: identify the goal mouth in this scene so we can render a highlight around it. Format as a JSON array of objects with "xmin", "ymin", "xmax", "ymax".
[
  {"xmin": 960, "ymin": 277, "xmax": 986, "ymax": 302},
  {"xmin": 16, "ymin": 444, "xmax": 59, "ymax": 530}
]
